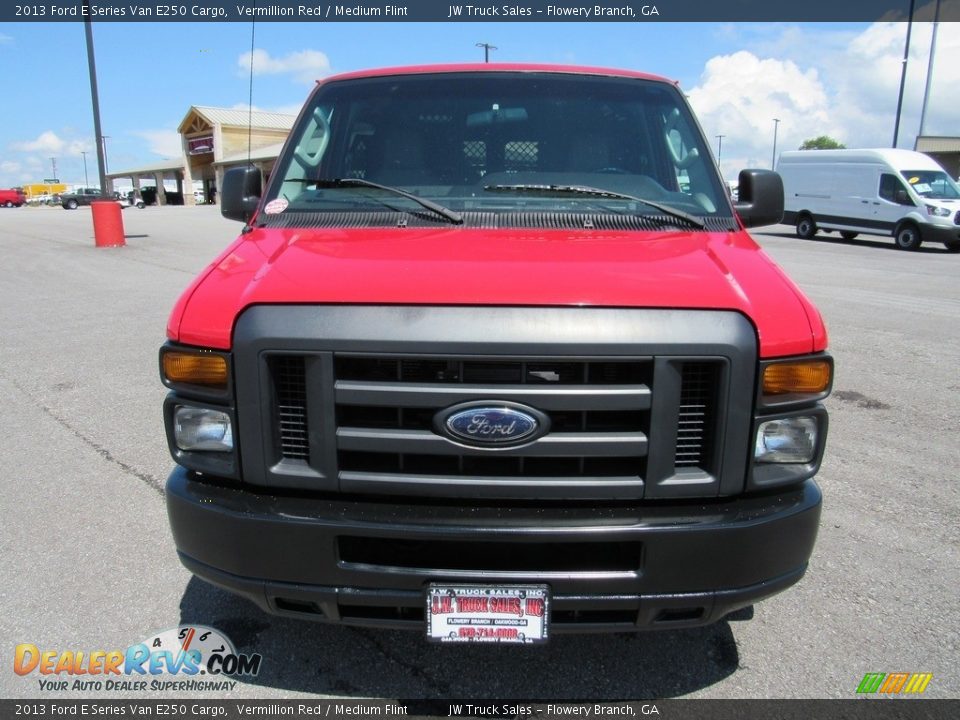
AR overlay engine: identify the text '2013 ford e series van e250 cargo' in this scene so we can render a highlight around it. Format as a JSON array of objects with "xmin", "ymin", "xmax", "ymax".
[
  {"xmin": 778, "ymin": 148, "xmax": 960, "ymax": 252},
  {"xmin": 160, "ymin": 64, "xmax": 833, "ymax": 643}
]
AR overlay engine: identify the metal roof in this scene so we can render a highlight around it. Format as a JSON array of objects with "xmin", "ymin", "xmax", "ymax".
[
  {"xmin": 179, "ymin": 106, "xmax": 297, "ymax": 133},
  {"xmin": 107, "ymin": 160, "xmax": 185, "ymax": 178},
  {"xmin": 215, "ymin": 142, "xmax": 285, "ymax": 166},
  {"xmin": 915, "ymin": 136, "xmax": 960, "ymax": 153}
]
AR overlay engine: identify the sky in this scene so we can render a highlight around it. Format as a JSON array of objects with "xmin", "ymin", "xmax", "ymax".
[{"xmin": 0, "ymin": 18, "xmax": 958, "ymax": 188}]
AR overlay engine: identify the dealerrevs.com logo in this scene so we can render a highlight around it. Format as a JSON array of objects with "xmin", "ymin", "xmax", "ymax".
[{"xmin": 14, "ymin": 625, "xmax": 262, "ymax": 692}]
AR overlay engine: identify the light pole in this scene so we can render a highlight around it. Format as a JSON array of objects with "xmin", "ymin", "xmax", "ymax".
[
  {"xmin": 771, "ymin": 119, "xmax": 781, "ymax": 169},
  {"xmin": 50, "ymin": 157, "xmax": 57, "ymax": 182},
  {"xmin": 918, "ymin": 0, "xmax": 941, "ymax": 138},
  {"xmin": 892, "ymin": 0, "xmax": 916, "ymax": 147},
  {"xmin": 81, "ymin": 151, "xmax": 89, "ymax": 187},
  {"xmin": 100, "ymin": 135, "xmax": 110, "ymax": 176},
  {"xmin": 716, "ymin": 134, "xmax": 725, "ymax": 170},
  {"xmin": 83, "ymin": 5, "xmax": 109, "ymax": 197},
  {"xmin": 476, "ymin": 42, "xmax": 497, "ymax": 63}
]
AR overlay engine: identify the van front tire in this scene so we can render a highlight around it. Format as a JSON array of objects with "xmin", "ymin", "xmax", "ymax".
[
  {"xmin": 796, "ymin": 215, "xmax": 817, "ymax": 240},
  {"xmin": 894, "ymin": 223, "xmax": 922, "ymax": 251}
]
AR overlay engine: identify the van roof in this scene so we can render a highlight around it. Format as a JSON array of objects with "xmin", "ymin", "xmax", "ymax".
[
  {"xmin": 320, "ymin": 63, "xmax": 675, "ymax": 86},
  {"xmin": 778, "ymin": 148, "xmax": 944, "ymax": 170}
]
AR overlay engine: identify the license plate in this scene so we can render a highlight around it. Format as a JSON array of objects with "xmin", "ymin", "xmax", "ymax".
[{"xmin": 426, "ymin": 584, "xmax": 550, "ymax": 644}]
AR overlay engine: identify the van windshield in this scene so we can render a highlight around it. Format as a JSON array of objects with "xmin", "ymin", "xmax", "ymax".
[
  {"xmin": 264, "ymin": 72, "xmax": 730, "ymax": 227},
  {"xmin": 900, "ymin": 170, "xmax": 960, "ymax": 200}
]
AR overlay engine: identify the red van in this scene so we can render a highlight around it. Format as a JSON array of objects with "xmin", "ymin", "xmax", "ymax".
[
  {"xmin": 0, "ymin": 188, "xmax": 26, "ymax": 207},
  {"xmin": 160, "ymin": 65, "xmax": 832, "ymax": 642}
]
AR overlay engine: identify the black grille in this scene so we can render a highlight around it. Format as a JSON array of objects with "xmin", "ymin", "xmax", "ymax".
[
  {"xmin": 332, "ymin": 356, "xmax": 652, "ymax": 487},
  {"xmin": 675, "ymin": 362, "xmax": 719, "ymax": 469},
  {"xmin": 272, "ymin": 356, "xmax": 309, "ymax": 461},
  {"xmin": 268, "ymin": 351, "xmax": 726, "ymax": 497},
  {"xmin": 339, "ymin": 536, "xmax": 642, "ymax": 573},
  {"xmin": 336, "ymin": 357, "xmax": 646, "ymax": 384}
]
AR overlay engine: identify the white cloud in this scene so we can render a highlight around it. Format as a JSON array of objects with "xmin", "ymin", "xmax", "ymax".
[
  {"xmin": 687, "ymin": 22, "xmax": 960, "ymax": 179},
  {"xmin": 687, "ymin": 51, "xmax": 834, "ymax": 172},
  {"xmin": 1, "ymin": 160, "xmax": 21, "ymax": 174},
  {"xmin": 130, "ymin": 130, "xmax": 183, "ymax": 158},
  {"xmin": 14, "ymin": 130, "xmax": 62, "ymax": 152},
  {"xmin": 237, "ymin": 48, "xmax": 331, "ymax": 84},
  {"xmin": 0, "ymin": 33, "xmax": 13, "ymax": 44}
]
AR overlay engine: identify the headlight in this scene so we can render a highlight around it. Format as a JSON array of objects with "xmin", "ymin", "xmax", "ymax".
[
  {"xmin": 755, "ymin": 417, "xmax": 818, "ymax": 463},
  {"xmin": 174, "ymin": 406, "xmax": 234, "ymax": 452},
  {"xmin": 926, "ymin": 204, "xmax": 950, "ymax": 217}
]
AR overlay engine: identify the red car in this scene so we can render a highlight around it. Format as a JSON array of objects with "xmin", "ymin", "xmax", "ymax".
[
  {"xmin": 161, "ymin": 64, "xmax": 832, "ymax": 641},
  {"xmin": 0, "ymin": 188, "xmax": 26, "ymax": 207}
]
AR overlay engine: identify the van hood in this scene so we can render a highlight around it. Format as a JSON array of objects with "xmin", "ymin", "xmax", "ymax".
[{"xmin": 168, "ymin": 226, "xmax": 826, "ymax": 357}]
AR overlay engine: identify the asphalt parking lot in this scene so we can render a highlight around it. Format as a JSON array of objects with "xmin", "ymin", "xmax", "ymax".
[{"xmin": 1, "ymin": 205, "xmax": 957, "ymax": 700}]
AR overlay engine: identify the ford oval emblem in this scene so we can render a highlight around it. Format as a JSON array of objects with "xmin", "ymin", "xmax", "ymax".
[{"xmin": 436, "ymin": 402, "xmax": 549, "ymax": 447}]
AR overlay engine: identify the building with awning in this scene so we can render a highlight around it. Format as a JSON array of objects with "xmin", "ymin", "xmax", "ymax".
[
  {"xmin": 915, "ymin": 136, "xmax": 960, "ymax": 178},
  {"xmin": 178, "ymin": 106, "xmax": 295, "ymax": 204},
  {"xmin": 103, "ymin": 105, "xmax": 295, "ymax": 206},
  {"xmin": 106, "ymin": 159, "xmax": 186, "ymax": 206}
]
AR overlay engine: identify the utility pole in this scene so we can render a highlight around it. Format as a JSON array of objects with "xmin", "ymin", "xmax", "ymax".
[
  {"xmin": 50, "ymin": 157, "xmax": 58, "ymax": 182},
  {"xmin": 475, "ymin": 42, "xmax": 497, "ymax": 63},
  {"xmin": 771, "ymin": 119, "xmax": 780, "ymax": 170},
  {"xmin": 81, "ymin": 151, "xmax": 89, "ymax": 187},
  {"xmin": 716, "ymin": 134, "xmax": 725, "ymax": 167}
]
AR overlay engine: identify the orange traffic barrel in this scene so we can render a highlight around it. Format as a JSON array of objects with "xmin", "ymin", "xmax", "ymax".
[{"xmin": 91, "ymin": 199, "xmax": 126, "ymax": 248}]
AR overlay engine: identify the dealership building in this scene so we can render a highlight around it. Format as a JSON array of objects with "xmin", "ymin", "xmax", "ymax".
[{"xmin": 107, "ymin": 105, "xmax": 295, "ymax": 205}]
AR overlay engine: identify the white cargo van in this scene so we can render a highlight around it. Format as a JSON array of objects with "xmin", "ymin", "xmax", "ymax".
[{"xmin": 778, "ymin": 148, "xmax": 960, "ymax": 251}]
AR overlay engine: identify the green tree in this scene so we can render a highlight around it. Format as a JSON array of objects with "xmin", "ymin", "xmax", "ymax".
[{"xmin": 799, "ymin": 136, "xmax": 846, "ymax": 150}]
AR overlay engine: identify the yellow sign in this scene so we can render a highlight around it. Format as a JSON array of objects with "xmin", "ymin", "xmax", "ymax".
[{"xmin": 23, "ymin": 183, "xmax": 67, "ymax": 198}]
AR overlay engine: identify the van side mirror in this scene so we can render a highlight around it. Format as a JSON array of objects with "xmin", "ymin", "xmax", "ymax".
[
  {"xmin": 221, "ymin": 166, "xmax": 262, "ymax": 223},
  {"xmin": 894, "ymin": 189, "xmax": 912, "ymax": 206},
  {"xmin": 734, "ymin": 169, "xmax": 784, "ymax": 228}
]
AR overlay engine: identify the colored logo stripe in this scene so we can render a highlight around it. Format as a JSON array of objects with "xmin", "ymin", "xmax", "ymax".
[
  {"xmin": 903, "ymin": 673, "xmax": 933, "ymax": 694},
  {"xmin": 856, "ymin": 673, "xmax": 886, "ymax": 693},
  {"xmin": 856, "ymin": 672, "xmax": 933, "ymax": 694},
  {"xmin": 879, "ymin": 673, "xmax": 910, "ymax": 693}
]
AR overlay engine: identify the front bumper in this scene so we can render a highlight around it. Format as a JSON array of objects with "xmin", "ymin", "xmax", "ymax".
[
  {"xmin": 920, "ymin": 221, "xmax": 960, "ymax": 246},
  {"xmin": 167, "ymin": 467, "xmax": 822, "ymax": 632}
]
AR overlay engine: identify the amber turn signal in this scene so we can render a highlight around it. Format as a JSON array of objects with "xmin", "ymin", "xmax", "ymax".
[
  {"xmin": 762, "ymin": 360, "xmax": 831, "ymax": 397},
  {"xmin": 162, "ymin": 351, "xmax": 228, "ymax": 388}
]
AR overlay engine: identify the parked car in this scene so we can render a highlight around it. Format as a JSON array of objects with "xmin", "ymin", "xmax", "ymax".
[
  {"xmin": 0, "ymin": 188, "xmax": 27, "ymax": 207},
  {"xmin": 60, "ymin": 188, "xmax": 104, "ymax": 209}
]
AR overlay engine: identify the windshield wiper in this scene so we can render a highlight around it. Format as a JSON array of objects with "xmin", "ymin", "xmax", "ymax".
[
  {"xmin": 484, "ymin": 183, "xmax": 706, "ymax": 230},
  {"xmin": 312, "ymin": 178, "xmax": 463, "ymax": 225}
]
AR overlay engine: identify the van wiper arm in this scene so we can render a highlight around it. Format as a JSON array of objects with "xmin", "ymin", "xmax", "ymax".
[
  {"xmin": 314, "ymin": 178, "xmax": 463, "ymax": 224},
  {"xmin": 484, "ymin": 183, "xmax": 706, "ymax": 229}
]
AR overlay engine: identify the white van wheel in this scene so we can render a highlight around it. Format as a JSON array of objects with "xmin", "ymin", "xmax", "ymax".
[
  {"xmin": 840, "ymin": 231, "xmax": 858, "ymax": 240},
  {"xmin": 796, "ymin": 215, "xmax": 817, "ymax": 239},
  {"xmin": 894, "ymin": 224, "xmax": 921, "ymax": 251}
]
